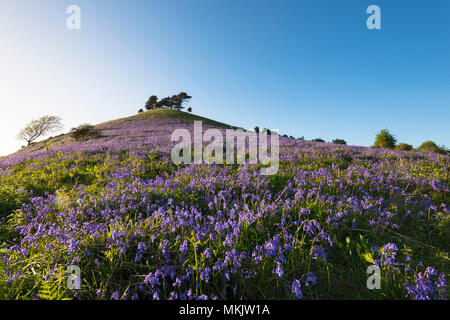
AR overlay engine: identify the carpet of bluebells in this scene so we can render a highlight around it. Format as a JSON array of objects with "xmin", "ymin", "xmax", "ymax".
[{"xmin": 0, "ymin": 110, "xmax": 448, "ymax": 300}]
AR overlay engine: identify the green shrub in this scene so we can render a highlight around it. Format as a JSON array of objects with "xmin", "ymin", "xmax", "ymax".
[
  {"xmin": 395, "ymin": 143, "xmax": 414, "ymax": 151},
  {"xmin": 417, "ymin": 141, "xmax": 447, "ymax": 155},
  {"xmin": 313, "ymin": 138, "xmax": 325, "ymax": 143},
  {"xmin": 70, "ymin": 124, "xmax": 100, "ymax": 141},
  {"xmin": 332, "ymin": 139, "xmax": 347, "ymax": 145}
]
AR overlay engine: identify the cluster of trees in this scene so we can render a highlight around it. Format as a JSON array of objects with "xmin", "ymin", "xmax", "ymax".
[
  {"xmin": 373, "ymin": 129, "xmax": 449, "ymax": 155},
  {"xmin": 138, "ymin": 92, "xmax": 192, "ymax": 113}
]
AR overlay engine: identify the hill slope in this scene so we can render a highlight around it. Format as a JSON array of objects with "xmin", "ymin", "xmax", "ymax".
[
  {"xmin": 4, "ymin": 109, "xmax": 236, "ymax": 161},
  {"xmin": 0, "ymin": 109, "xmax": 448, "ymax": 300}
]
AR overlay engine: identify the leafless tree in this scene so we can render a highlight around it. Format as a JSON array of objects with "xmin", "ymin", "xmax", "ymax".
[{"xmin": 17, "ymin": 115, "xmax": 63, "ymax": 146}]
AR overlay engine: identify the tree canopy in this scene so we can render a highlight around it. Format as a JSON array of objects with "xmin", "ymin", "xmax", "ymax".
[
  {"xmin": 395, "ymin": 143, "xmax": 414, "ymax": 151},
  {"xmin": 373, "ymin": 129, "xmax": 397, "ymax": 149},
  {"xmin": 332, "ymin": 139, "xmax": 347, "ymax": 145},
  {"xmin": 144, "ymin": 92, "xmax": 192, "ymax": 111},
  {"xmin": 417, "ymin": 141, "xmax": 448, "ymax": 155}
]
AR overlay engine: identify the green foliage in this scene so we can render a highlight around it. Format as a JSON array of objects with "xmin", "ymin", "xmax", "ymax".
[
  {"xmin": 332, "ymin": 139, "xmax": 347, "ymax": 145},
  {"xmin": 70, "ymin": 124, "xmax": 100, "ymax": 141},
  {"xmin": 0, "ymin": 138, "xmax": 448, "ymax": 300},
  {"xmin": 144, "ymin": 95, "xmax": 158, "ymax": 110},
  {"xmin": 374, "ymin": 129, "xmax": 397, "ymax": 149},
  {"xmin": 313, "ymin": 138, "xmax": 325, "ymax": 143},
  {"xmin": 417, "ymin": 141, "xmax": 448, "ymax": 155},
  {"xmin": 396, "ymin": 143, "xmax": 414, "ymax": 151},
  {"xmin": 145, "ymin": 92, "xmax": 192, "ymax": 111},
  {"xmin": 254, "ymin": 126, "xmax": 260, "ymax": 133}
]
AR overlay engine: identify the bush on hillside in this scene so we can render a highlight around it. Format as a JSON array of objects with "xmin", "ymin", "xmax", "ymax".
[
  {"xmin": 395, "ymin": 143, "xmax": 414, "ymax": 151},
  {"xmin": 332, "ymin": 139, "xmax": 347, "ymax": 145},
  {"xmin": 417, "ymin": 141, "xmax": 448, "ymax": 155}
]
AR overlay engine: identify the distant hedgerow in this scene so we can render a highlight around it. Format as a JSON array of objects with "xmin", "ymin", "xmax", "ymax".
[{"xmin": 332, "ymin": 139, "xmax": 347, "ymax": 145}]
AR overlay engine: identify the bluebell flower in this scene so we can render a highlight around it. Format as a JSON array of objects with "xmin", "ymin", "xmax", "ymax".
[
  {"xmin": 273, "ymin": 261, "xmax": 284, "ymax": 278},
  {"xmin": 110, "ymin": 291, "xmax": 119, "ymax": 300},
  {"xmin": 291, "ymin": 279, "xmax": 302, "ymax": 299}
]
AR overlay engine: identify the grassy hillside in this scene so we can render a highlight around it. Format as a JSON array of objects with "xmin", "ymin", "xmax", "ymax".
[
  {"xmin": 0, "ymin": 110, "xmax": 448, "ymax": 300},
  {"xmin": 5, "ymin": 110, "xmax": 234, "ymax": 160}
]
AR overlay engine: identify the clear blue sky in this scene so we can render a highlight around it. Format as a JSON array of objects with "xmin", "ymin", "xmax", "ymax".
[{"xmin": 1, "ymin": 0, "xmax": 449, "ymax": 155}]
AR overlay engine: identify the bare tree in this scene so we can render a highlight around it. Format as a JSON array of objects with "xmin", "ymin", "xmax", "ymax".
[{"xmin": 17, "ymin": 116, "xmax": 63, "ymax": 146}]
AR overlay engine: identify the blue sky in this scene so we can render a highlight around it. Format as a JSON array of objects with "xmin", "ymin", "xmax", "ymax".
[{"xmin": 1, "ymin": 0, "xmax": 449, "ymax": 155}]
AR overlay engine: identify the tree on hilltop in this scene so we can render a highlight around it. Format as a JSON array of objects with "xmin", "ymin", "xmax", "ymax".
[
  {"xmin": 174, "ymin": 92, "xmax": 192, "ymax": 110},
  {"xmin": 145, "ymin": 95, "xmax": 158, "ymax": 110},
  {"xmin": 144, "ymin": 92, "xmax": 192, "ymax": 111}
]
